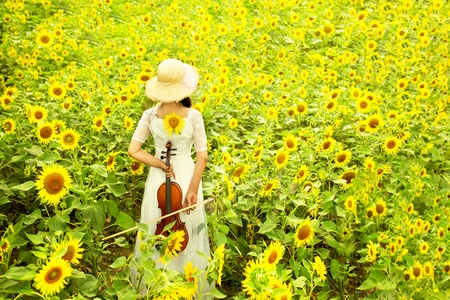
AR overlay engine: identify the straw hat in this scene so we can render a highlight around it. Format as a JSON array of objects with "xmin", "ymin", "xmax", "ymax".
[{"xmin": 145, "ymin": 58, "xmax": 199, "ymax": 103}]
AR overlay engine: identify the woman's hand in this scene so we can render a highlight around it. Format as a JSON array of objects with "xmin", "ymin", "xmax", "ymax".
[
  {"xmin": 161, "ymin": 163, "xmax": 175, "ymax": 179},
  {"xmin": 183, "ymin": 190, "xmax": 197, "ymax": 214}
]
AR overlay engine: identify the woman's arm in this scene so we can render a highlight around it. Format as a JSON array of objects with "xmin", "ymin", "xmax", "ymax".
[
  {"xmin": 184, "ymin": 150, "xmax": 208, "ymax": 211},
  {"xmin": 128, "ymin": 139, "xmax": 174, "ymax": 177}
]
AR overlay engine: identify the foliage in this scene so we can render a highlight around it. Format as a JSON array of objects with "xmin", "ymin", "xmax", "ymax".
[{"xmin": 0, "ymin": 0, "xmax": 449, "ymax": 299}]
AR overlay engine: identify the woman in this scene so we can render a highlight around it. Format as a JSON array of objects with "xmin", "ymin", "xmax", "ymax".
[{"xmin": 128, "ymin": 58, "xmax": 211, "ymax": 295}]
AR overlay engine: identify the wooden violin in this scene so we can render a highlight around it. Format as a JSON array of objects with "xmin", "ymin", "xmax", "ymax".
[{"xmin": 155, "ymin": 141, "xmax": 189, "ymax": 252}]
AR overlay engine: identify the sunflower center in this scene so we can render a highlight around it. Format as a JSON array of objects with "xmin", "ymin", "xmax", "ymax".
[
  {"xmin": 444, "ymin": 265, "xmax": 450, "ymax": 273},
  {"xmin": 4, "ymin": 97, "xmax": 11, "ymax": 105},
  {"xmin": 376, "ymin": 204, "xmax": 384, "ymax": 214},
  {"xmin": 342, "ymin": 172, "xmax": 356, "ymax": 184},
  {"xmin": 168, "ymin": 117, "xmax": 179, "ymax": 129},
  {"xmin": 64, "ymin": 134, "xmax": 75, "ymax": 145},
  {"xmin": 297, "ymin": 225, "xmax": 311, "ymax": 241},
  {"xmin": 131, "ymin": 162, "xmax": 140, "ymax": 171},
  {"xmin": 286, "ymin": 140, "xmax": 295, "ymax": 149},
  {"xmin": 107, "ymin": 156, "xmax": 114, "ymax": 165},
  {"xmin": 277, "ymin": 153, "xmax": 286, "ymax": 164},
  {"xmin": 326, "ymin": 102, "xmax": 335, "ymax": 110},
  {"xmin": 233, "ymin": 166, "xmax": 244, "ymax": 177},
  {"xmin": 323, "ymin": 141, "xmax": 331, "ymax": 150},
  {"xmin": 337, "ymin": 154, "xmax": 347, "ymax": 163},
  {"xmin": 4, "ymin": 122, "xmax": 12, "ymax": 131},
  {"xmin": 297, "ymin": 170, "xmax": 305, "ymax": 178},
  {"xmin": 367, "ymin": 210, "xmax": 373, "ymax": 218},
  {"xmin": 359, "ymin": 101, "xmax": 368, "ymax": 109},
  {"xmin": 40, "ymin": 35, "xmax": 50, "ymax": 44},
  {"xmin": 413, "ymin": 267, "xmax": 421, "ymax": 277},
  {"xmin": 40, "ymin": 126, "xmax": 53, "ymax": 139},
  {"xmin": 44, "ymin": 173, "xmax": 65, "ymax": 194},
  {"xmin": 368, "ymin": 119, "xmax": 379, "ymax": 128},
  {"xmin": 268, "ymin": 251, "xmax": 278, "ymax": 264},
  {"xmin": 387, "ymin": 140, "xmax": 396, "ymax": 149},
  {"xmin": 264, "ymin": 183, "xmax": 273, "ymax": 191},
  {"xmin": 35, "ymin": 111, "xmax": 44, "ymax": 120},
  {"xmin": 53, "ymin": 87, "xmax": 63, "ymax": 96},
  {"xmin": 96, "ymin": 120, "xmax": 103, "ymax": 127},
  {"xmin": 45, "ymin": 267, "xmax": 63, "ymax": 283},
  {"xmin": 347, "ymin": 200, "xmax": 353, "ymax": 208},
  {"xmin": 62, "ymin": 246, "xmax": 75, "ymax": 262}
]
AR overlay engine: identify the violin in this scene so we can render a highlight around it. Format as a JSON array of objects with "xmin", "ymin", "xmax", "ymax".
[{"xmin": 155, "ymin": 141, "xmax": 189, "ymax": 252}]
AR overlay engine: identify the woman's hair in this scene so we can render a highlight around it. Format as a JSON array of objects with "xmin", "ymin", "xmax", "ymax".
[{"xmin": 180, "ymin": 97, "xmax": 192, "ymax": 108}]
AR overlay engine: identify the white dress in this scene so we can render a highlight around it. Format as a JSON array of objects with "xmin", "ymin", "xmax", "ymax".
[{"xmin": 131, "ymin": 103, "xmax": 212, "ymax": 293}]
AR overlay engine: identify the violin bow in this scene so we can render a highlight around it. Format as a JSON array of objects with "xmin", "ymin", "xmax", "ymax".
[{"xmin": 102, "ymin": 196, "xmax": 216, "ymax": 241}]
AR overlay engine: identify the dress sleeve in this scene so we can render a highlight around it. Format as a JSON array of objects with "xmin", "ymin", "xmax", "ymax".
[
  {"xmin": 191, "ymin": 109, "xmax": 208, "ymax": 152},
  {"xmin": 131, "ymin": 109, "xmax": 152, "ymax": 143}
]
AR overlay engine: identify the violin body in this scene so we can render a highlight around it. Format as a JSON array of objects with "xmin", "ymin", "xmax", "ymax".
[{"xmin": 155, "ymin": 142, "xmax": 189, "ymax": 252}]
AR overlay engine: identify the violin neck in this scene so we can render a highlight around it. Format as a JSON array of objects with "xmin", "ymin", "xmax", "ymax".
[{"xmin": 165, "ymin": 153, "xmax": 172, "ymax": 213}]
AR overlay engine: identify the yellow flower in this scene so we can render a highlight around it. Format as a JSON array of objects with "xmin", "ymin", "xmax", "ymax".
[
  {"xmin": 266, "ymin": 107, "xmax": 278, "ymax": 119},
  {"xmin": 367, "ymin": 241, "xmax": 378, "ymax": 262},
  {"xmin": 294, "ymin": 165, "xmax": 309, "ymax": 184},
  {"xmin": 242, "ymin": 259, "xmax": 272, "ymax": 300},
  {"xmin": 160, "ymin": 230, "xmax": 185, "ymax": 260},
  {"xmin": 124, "ymin": 116, "xmax": 134, "ymax": 131},
  {"xmin": 36, "ymin": 30, "xmax": 54, "ymax": 47},
  {"xmin": 231, "ymin": 164, "xmax": 250, "ymax": 183},
  {"xmin": 130, "ymin": 160, "xmax": 144, "ymax": 175},
  {"xmin": 296, "ymin": 101, "xmax": 308, "ymax": 115},
  {"xmin": 29, "ymin": 105, "xmax": 48, "ymax": 123},
  {"xmin": 53, "ymin": 236, "xmax": 84, "ymax": 265},
  {"xmin": 0, "ymin": 239, "xmax": 10, "ymax": 252},
  {"xmin": 419, "ymin": 242, "xmax": 429, "ymax": 254},
  {"xmin": 365, "ymin": 114, "xmax": 383, "ymax": 133},
  {"xmin": 3, "ymin": 118, "xmax": 16, "ymax": 134},
  {"xmin": 356, "ymin": 98, "xmax": 371, "ymax": 113},
  {"xmin": 334, "ymin": 149, "xmax": 352, "ymax": 167},
  {"xmin": 344, "ymin": 196, "xmax": 357, "ymax": 212},
  {"xmin": 37, "ymin": 122, "xmax": 55, "ymax": 144},
  {"xmin": 412, "ymin": 262, "xmax": 422, "ymax": 280},
  {"xmin": 423, "ymin": 261, "xmax": 434, "ymax": 277},
  {"xmin": 312, "ymin": 256, "xmax": 327, "ymax": 281},
  {"xmin": 294, "ymin": 218, "xmax": 315, "ymax": 247},
  {"xmin": 274, "ymin": 149, "xmax": 289, "ymax": 169},
  {"xmin": 92, "ymin": 115, "xmax": 105, "ymax": 132},
  {"xmin": 48, "ymin": 82, "xmax": 66, "ymax": 100},
  {"xmin": 320, "ymin": 137, "xmax": 336, "ymax": 152},
  {"xmin": 262, "ymin": 241, "xmax": 284, "ymax": 269},
  {"xmin": 59, "ymin": 128, "xmax": 80, "ymax": 150},
  {"xmin": 375, "ymin": 199, "xmax": 387, "ymax": 217},
  {"xmin": 36, "ymin": 164, "xmax": 72, "ymax": 206},
  {"xmin": 215, "ymin": 244, "xmax": 225, "ymax": 286},
  {"xmin": 34, "ymin": 258, "xmax": 72, "ymax": 296},
  {"xmin": 105, "ymin": 152, "xmax": 119, "ymax": 172},
  {"xmin": 163, "ymin": 112, "xmax": 185, "ymax": 135},
  {"xmin": 260, "ymin": 179, "xmax": 279, "ymax": 197},
  {"xmin": 283, "ymin": 134, "xmax": 298, "ymax": 152},
  {"xmin": 383, "ymin": 136, "xmax": 402, "ymax": 155},
  {"xmin": 1, "ymin": 94, "xmax": 13, "ymax": 109},
  {"xmin": 184, "ymin": 261, "xmax": 198, "ymax": 288},
  {"xmin": 229, "ymin": 117, "xmax": 238, "ymax": 129}
]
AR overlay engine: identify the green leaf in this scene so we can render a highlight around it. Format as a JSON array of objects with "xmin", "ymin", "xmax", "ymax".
[
  {"xmin": 0, "ymin": 278, "xmax": 18, "ymax": 290},
  {"xmin": 82, "ymin": 201, "xmax": 106, "ymax": 232},
  {"xmin": 31, "ymin": 250, "xmax": 48, "ymax": 260},
  {"xmin": 90, "ymin": 164, "xmax": 107, "ymax": 177},
  {"xmin": 10, "ymin": 181, "xmax": 35, "ymax": 192},
  {"xmin": 209, "ymin": 288, "xmax": 227, "ymax": 299},
  {"xmin": 113, "ymin": 212, "xmax": 136, "ymax": 230},
  {"xmin": 23, "ymin": 209, "xmax": 42, "ymax": 225},
  {"xmin": 48, "ymin": 213, "xmax": 70, "ymax": 231},
  {"xmin": 357, "ymin": 269, "xmax": 387, "ymax": 290},
  {"xmin": 109, "ymin": 256, "xmax": 128, "ymax": 268},
  {"xmin": 322, "ymin": 221, "xmax": 337, "ymax": 232},
  {"xmin": 38, "ymin": 152, "xmax": 61, "ymax": 164},
  {"xmin": 0, "ymin": 196, "xmax": 11, "ymax": 206},
  {"xmin": 25, "ymin": 233, "xmax": 45, "ymax": 245},
  {"xmin": 104, "ymin": 175, "xmax": 127, "ymax": 197},
  {"xmin": 2, "ymin": 265, "xmax": 38, "ymax": 281}
]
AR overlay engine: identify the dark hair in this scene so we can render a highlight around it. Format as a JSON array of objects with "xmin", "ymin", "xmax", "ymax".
[{"xmin": 180, "ymin": 97, "xmax": 192, "ymax": 108}]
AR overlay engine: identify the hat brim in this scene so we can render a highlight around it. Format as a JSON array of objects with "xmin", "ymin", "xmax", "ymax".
[{"xmin": 145, "ymin": 63, "xmax": 199, "ymax": 103}]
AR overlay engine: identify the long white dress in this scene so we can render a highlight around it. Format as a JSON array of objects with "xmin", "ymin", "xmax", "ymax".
[{"xmin": 131, "ymin": 103, "xmax": 212, "ymax": 294}]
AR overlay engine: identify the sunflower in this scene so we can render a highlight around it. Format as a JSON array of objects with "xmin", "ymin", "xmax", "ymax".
[
  {"xmin": 34, "ymin": 258, "xmax": 72, "ymax": 297},
  {"xmin": 66, "ymin": 79, "xmax": 76, "ymax": 91},
  {"xmin": 242, "ymin": 259, "xmax": 272, "ymax": 300},
  {"xmin": 215, "ymin": 244, "xmax": 225, "ymax": 286},
  {"xmin": 323, "ymin": 23, "xmax": 335, "ymax": 35},
  {"xmin": 375, "ymin": 199, "xmax": 387, "ymax": 217},
  {"xmin": 48, "ymin": 82, "xmax": 66, "ymax": 100},
  {"xmin": 383, "ymin": 136, "xmax": 402, "ymax": 154},
  {"xmin": 444, "ymin": 262, "xmax": 450, "ymax": 274},
  {"xmin": 286, "ymin": 106, "xmax": 297, "ymax": 117},
  {"xmin": 61, "ymin": 97, "xmax": 72, "ymax": 110},
  {"xmin": 105, "ymin": 152, "xmax": 119, "ymax": 172},
  {"xmin": 283, "ymin": 134, "xmax": 298, "ymax": 152},
  {"xmin": 253, "ymin": 146, "xmax": 264, "ymax": 161},
  {"xmin": 2, "ymin": 118, "xmax": 16, "ymax": 133},
  {"xmin": 1, "ymin": 94, "xmax": 13, "ymax": 109},
  {"xmin": 294, "ymin": 218, "xmax": 315, "ymax": 247},
  {"xmin": 365, "ymin": 40, "xmax": 377, "ymax": 51},
  {"xmin": 356, "ymin": 98, "xmax": 371, "ymax": 113},
  {"xmin": 36, "ymin": 30, "xmax": 54, "ymax": 47},
  {"xmin": 312, "ymin": 256, "xmax": 327, "ymax": 281},
  {"xmin": 102, "ymin": 105, "xmax": 113, "ymax": 117},
  {"xmin": 365, "ymin": 114, "xmax": 383, "ymax": 133},
  {"xmin": 334, "ymin": 150, "xmax": 352, "ymax": 167},
  {"xmin": 367, "ymin": 241, "xmax": 377, "ymax": 262},
  {"xmin": 340, "ymin": 170, "xmax": 357, "ymax": 188},
  {"xmin": 231, "ymin": 164, "xmax": 250, "ymax": 183},
  {"xmin": 260, "ymin": 179, "xmax": 279, "ymax": 197},
  {"xmin": 0, "ymin": 239, "xmax": 10, "ymax": 252},
  {"xmin": 344, "ymin": 195, "xmax": 357, "ymax": 212},
  {"xmin": 412, "ymin": 262, "xmax": 422, "ymax": 280},
  {"xmin": 320, "ymin": 137, "xmax": 336, "ymax": 152},
  {"xmin": 266, "ymin": 107, "xmax": 278, "ymax": 119},
  {"xmin": 130, "ymin": 160, "xmax": 144, "ymax": 175},
  {"xmin": 29, "ymin": 105, "xmax": 48, "ymax": 123},
  {"xmin": 59, "ymin": 128, "xmax": 80, "ymax": 150},
  {"xmin": 262, "ymin": 241, "xmax": 284, "ymax": 269},
  {"xmin": 163, "ymin": 112, "xmax": 185, "ymax": 135},
  {"xmin": 160, "ymin": 230, "xmax": 185, "ymax": 260},
  {"xmin": 274, "ymin": 149, "xmax": 289, "ymax": 169},
  {"xmin": 136, "ymin": 71, "xmax": 151, "ymax": 83},
  {"xmin": 324, "ymin": 99, "xmax": 338, "ymax": 112},
  {"xmin": 184, "ymin": 261, "xmax": 198, "ymax": 287},
  {"xmin": 92, "ymin": 115, "xmax": 105, "ymax": 132},
  {"xmin": 296, "ymin": 101, "xmax": 308, "ymax": 115},
  {"xmin": 36, "ymin": 164, "xmax": 72, "ymax": 206},
  {"xmin": 294, "ymin": 165, "xmax": 309, "ymax": 184},
  {"xmin": 37, "ymin": 122, "xmax": 55, "ymax": 144},
  {"xmin": 229, "ymin": 117, "xmax": 238, "ymax": 129},
  {"xmin": 419, "ymin": 242, "xmax": 429, "ymax": 254},
  {"xmin": 53, "ymin": 236, "xmax": 84, "ymax": 265}
]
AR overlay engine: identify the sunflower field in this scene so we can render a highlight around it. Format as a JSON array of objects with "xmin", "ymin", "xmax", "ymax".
[{"xmin": 0, "ymin": 0, "xmax": 449, "ymax": 299}]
